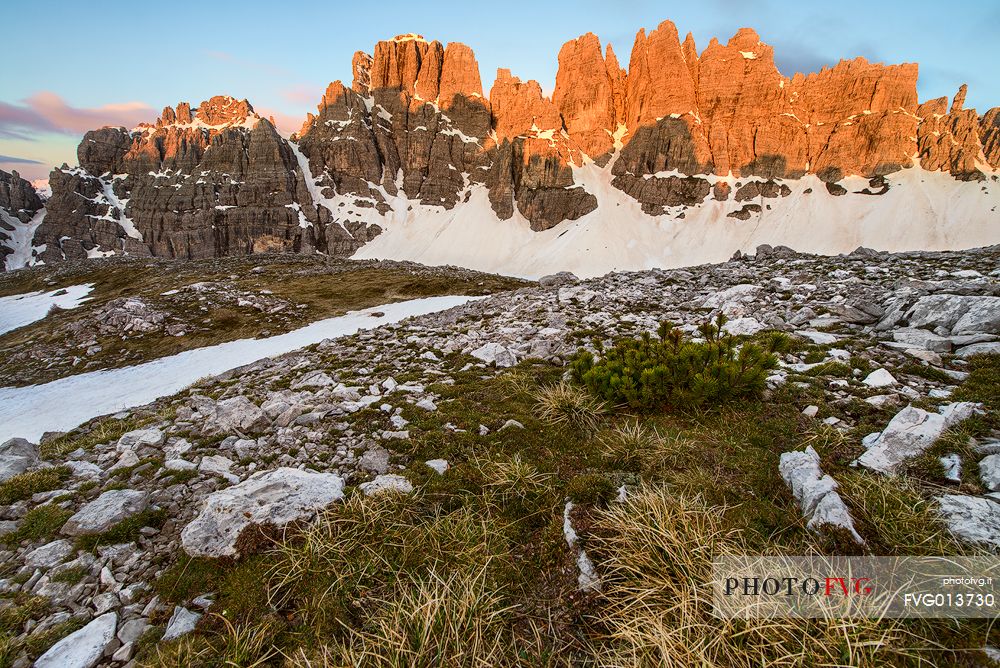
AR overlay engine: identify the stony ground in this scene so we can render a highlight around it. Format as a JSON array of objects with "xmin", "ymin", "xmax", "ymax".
[
  {"xmin": 2, "ymin": 246, "xmax": 1000, "ymax": 667},
  {"xmin": 0, "ymin": 255, "xmax": 526, "ymax": 387}
]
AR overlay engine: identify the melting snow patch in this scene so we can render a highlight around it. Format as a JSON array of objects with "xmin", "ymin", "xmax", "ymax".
[
  {"xmin": 0, "ymin": 283, "xmax": 94, "ymax": 336},
  {"xmin": 0, "ymin": 295, "xmax": 481, "ymax": 443},
  {"xmin": 563, "ymin": 501, "xmax": 601, "ymax": 591}
]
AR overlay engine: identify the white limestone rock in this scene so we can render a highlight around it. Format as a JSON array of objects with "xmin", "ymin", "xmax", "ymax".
[
  {"xmin": 936, "ymin": 494, "xmax": 1000, "ymax": 550},
  {"xmin": 425, "ymin": 459, "xmax": 449, "ymax": 475},
  {"xmin": 35, "ymin": 612, "xmax": 117, "ymax": 668},
  {"xmin": 779, "ymin": 446, "xmax": 863, "ymax": 543},
  {"xmin": 0, "ymin": 437, "xmax": 39, "ymax": 482},
  {"xmin": 721, "ymin": 317, "xmax": 766, "ymax": 336},
  {"xmin": 470, "ymin": 342, "xmax": 518, "ymax": 368},
  {"xmin": 116, "ymin": 427, "xmax": 164, "ymax": 452},
  {"xmin": 980, "ymin": 454, "xmax": 1000, "ymax": 492},
  {"xmin": 24, "ymin": 539, "xmax": 74, "ymax": 569},
  {"xmin": 857, "ymin": 402, "xmax": 980, "ymax": 474},
  {"xmin": 862, "ymin": 369, "xmax": 897, "ymax": 387},
  {"xmin": 181, "ymin": 467, "xmax": 344, "ymax": 558},
  {"xmin": 162, "ymin": 606, "xmax": 201, "ymax": 641}
]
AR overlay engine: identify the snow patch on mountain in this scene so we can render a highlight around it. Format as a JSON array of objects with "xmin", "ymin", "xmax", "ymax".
[{"xmin": 354, "ymin": 167, "xmax": 1000, "ymax": 279}]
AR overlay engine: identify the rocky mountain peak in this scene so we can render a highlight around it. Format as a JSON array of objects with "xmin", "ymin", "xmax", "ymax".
[{"xmin": 7, "ymin": 19, "xmax": 999, "ymax": 275}]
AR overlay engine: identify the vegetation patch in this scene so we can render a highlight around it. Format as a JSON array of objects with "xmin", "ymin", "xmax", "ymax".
[
  {"xmin": 0, "ymin": 467, "xmax": 71, "ymax": 505},
  {"xmin": 571, "ymin": 319, "xmax": 782, "ymax": 410}
]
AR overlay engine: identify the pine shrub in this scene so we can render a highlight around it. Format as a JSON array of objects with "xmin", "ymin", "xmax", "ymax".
[{"xmin": 571, "ymin": 317, "xmax": 780, "ymax": 410}]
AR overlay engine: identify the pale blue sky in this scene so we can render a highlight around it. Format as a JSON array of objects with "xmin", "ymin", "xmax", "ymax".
[{"xmin": 2, "ymin": 0, "xmax": 998, "ymax": 180}]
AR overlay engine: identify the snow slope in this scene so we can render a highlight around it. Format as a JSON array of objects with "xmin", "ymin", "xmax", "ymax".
[
  {"xmin": 352, "ymin": 165, "xmax": 1000, "ymax": 279},
  {"xmin": 0, "ymin": 283, "xmax": 93, "ymax": 336},
  {"xmin": 1, "ymin": 209, "xmax": 46, "ymax": 271},
  {"xmin": 0, "ymin": 295, "xmax": 477, "ymax": 443}
]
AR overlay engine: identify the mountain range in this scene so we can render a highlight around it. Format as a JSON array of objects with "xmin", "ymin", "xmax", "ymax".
[{"xmin": 2, "ymin": 20, "xmax": 998, "ymax": 278}]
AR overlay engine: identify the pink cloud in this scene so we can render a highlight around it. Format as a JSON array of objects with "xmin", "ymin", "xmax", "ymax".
[
  {"xmin": 255, "ymin": 107, "xmax": 306, "ymax": 136},
  {"xmin": 280, "ymin": 85, "xmax": 322, "ymax": 106},
  {"xmin": 0, "ymin": 92, "xmax": 156, "ymax": 139}
]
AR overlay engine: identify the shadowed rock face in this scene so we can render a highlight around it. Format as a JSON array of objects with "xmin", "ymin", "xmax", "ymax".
[
  {"xmin": 35, "ymin": 97, "xmax": 355, "ymax": 263},
  {"xmin": 22, "ymin": 22, "xmax": 999, "ymax": 268},
  {"xmin": 0, "ymin": 170, "xmax": 44, "ymax": 270}
]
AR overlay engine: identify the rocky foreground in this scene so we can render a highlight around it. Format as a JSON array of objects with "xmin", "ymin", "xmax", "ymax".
[{"xmin": 2, "ymin": 246, "xmax": 1000, "ymax": 666}]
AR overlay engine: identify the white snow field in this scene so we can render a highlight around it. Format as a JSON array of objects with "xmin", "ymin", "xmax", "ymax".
[
  {"xmin": 351, "ymin": 164, "xmax": 1000, "ymax": 279},
  {"xmin": 0, "ymin": 283, "xmax": 94, "ymax": 336},
  {"xmin": 1, "ymin": 209, "xmax": 46, "ymax": 271},
  {"xmin": 0, "ymin": 295, "xmax": 477, "ymax": 443}
]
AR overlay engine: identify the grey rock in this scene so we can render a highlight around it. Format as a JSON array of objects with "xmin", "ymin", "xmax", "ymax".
[
  {"xmin": 359, "ymin": 474, "xmax": 413, "ymax": 496},
  {"xmin": 0, "ymin": 437, "xmax": 39, "ymax": 483},
  {"xmin": 936, "ymin": 494, "xmax": 1000, "ymax": 550},
  {"xmin": 181, "ymin": 468, "xmax": 344, "ymax": 558},
  {"xmin": 780, "ymin": 446, "xmax": 863, "ymax": 543},
  {"xmin": 205, "ymin": 396, "xmax": 268, "ymax": 435},
  {"xmin": 116, "ymin": 428, "xmax": 165, "ymax": 452},
  {"xmin": 24, "ymin": 539, "xmax": 75, "ymax": 569},
  {"xmin": 35, "ymin": 611, "xmax": 117, "ymax": 668},
  {"xmin": 62, "ymin": 489, "xmax": 150, "ymax": 536},
  {"xmin": 980, "ymin": 455, "xmax": 1000, "ymax": 492},
  {"xmin": 162, "ymin": 606, "xmax": 201, "ymax": 641},
  {"xmin": 857, "ymin": 403, "xmax": 980, "ymax": 474},
  {"xmin": 359, "ymin": 447, "xmax": 390, "ymax": 474}
]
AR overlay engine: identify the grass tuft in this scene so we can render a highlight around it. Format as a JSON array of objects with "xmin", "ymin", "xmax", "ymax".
[{"xmin": 533, "ymin": 382, "xmax": 605, "ymax": 434}]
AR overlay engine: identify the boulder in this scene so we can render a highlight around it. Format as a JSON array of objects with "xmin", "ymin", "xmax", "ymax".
[
  {"xmin": 980, "ymin": 454, "xmax": 1000, "ymax": 492},
  {"xmin": 470, "ymin": 343, "xmax": 518, "ymax": 368},
  {"xmin": 116, "ymin": 427, "xmax": 165, "ymax": 452},
  {"xmin": 204, "ymin": 396, "xmax": 268, "ymax": 435},
  {"xmin": 862, "ymin": 369, "xmax": 897, "ymax": 388},
  {"xmin": 721, "ymin": 317, "xmax": 766, "ymax": 336},
  {"xmin": 35, "ymin": 612, "xmax": 117, "ymax": 668},
  {"xmin": 62, "ymin": 489, "xmax": 150, "ymax": 536},
  {"xmin": 0, "ymin": 437, "xmax": 40, "ymax": 482},
  {"xmin": 906, "ymin": 295, "xmax": 1000, "ymax": 335},
  {"xmin": 24, "ymin": 539, "xmax": 75, "ymax": 569},
  {"xmin": 538, "ymin": 272, "xmax": 579, "ymax": 288},
  {"xmin": 857, "ymin": 402, "xmax": 980, "ymax": 474},
  {"xmin": 181, "ymin": 467, "xmax": 345, "ymax": 558}
]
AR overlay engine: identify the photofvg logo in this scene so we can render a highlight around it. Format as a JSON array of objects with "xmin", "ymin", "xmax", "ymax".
[
  {"xmin": 723, "ymin": 573, "xmax": 873, "ymax": 598},
  {"xmin": 712, "ymin": 556, "xmax": 1000, "ymax": 619}
]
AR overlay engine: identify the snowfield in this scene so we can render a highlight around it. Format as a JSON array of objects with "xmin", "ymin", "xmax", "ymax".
[
  {"xmin": 0, "ymin": 283, "xmax": 93, "ymax": 336},
  {"xmin": 0, "ymin": 295, "xmax": 478, "ymax": 443},
  {"xmin": 352, "ymin": 166, "xmax": 1000, "ymax": 279}
]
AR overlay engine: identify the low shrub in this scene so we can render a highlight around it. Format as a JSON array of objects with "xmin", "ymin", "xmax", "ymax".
[{"xmin": 571, "ymin": 318, "xmax": 780, "ymax": 411}]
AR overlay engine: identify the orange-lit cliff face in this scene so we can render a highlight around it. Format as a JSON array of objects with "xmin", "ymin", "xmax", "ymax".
[
  {"xmin": 292, "ymin": 21, "xmax": 996, "ymax": 229},
  {"xmin": 22, "ymin": 20, "xmax": 999, "ymax": 270}
]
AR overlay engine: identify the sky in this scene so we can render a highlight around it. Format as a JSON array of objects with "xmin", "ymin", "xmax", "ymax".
[{"xmin": 2, "ymin": 0, "xmax": 998, "ymax": 182}]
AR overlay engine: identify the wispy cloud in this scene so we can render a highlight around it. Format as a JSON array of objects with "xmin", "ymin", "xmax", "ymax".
[
  {"xmin": 280, "ymin": 84, "xmax": 322, "ymax": 106},
  {"xmin": 0, "ymin": 154, "xmax": 43, "ymax": 164},
  {"xmin": 0, "ymin": 92, "xmax": 155, "ymax": 140}
]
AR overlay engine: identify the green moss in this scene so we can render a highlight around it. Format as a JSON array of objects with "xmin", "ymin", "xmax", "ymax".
[
  {"xmin": 564, "ymin": 473, "xmax": 616, "ymax": 506},
  {"xmin": 898, "ymin": 362, "xmax": 953, "ymax": 384},
  {"xmin": 75, "ymin": 508, "xmax": 167, "ymax": 552},
  {"xmin": 50, "ymin": 567, "xmax": 88, "ymax": 584}
]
